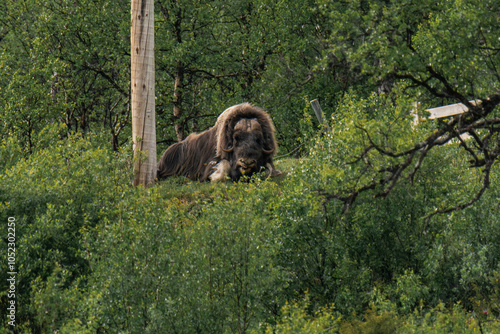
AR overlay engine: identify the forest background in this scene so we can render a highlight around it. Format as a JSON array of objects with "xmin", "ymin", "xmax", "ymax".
[{"xmin": 1, "ymin": 0, "xmax": 500, "ymax": 332}]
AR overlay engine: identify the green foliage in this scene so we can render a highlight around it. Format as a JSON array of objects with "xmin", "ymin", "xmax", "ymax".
[
  {"xmin": 1, "ymin": 0, "xmax": 130, "ymax": 152},
  {"xmin": 73, "ymin": 181, "xmax": 291, "ymax": 333},
  {"xmin": 297, "ymin": 90, "xmax": 500, "ymax": 307},
  {"xmin": 261, "ymin": 294, "xmax": 341, "ymax": 334},
  {"xmin": 319, "ymin": 0, "xmax": 500, "ymax": 106},
  {"xmin": 0, "ymin": 133, "xmax": 131, "ymax": 330},
  {"xmin": 2, "ymin": 108, "xmax": 500, "ymax": 332},
  {"xmin": 0, "ymin": 135, "xmax": 22, "ymax": 171},
  {"xmin": 399, "ymin": 302, "xmax": 500, "ymax": 333},
  {"xmin": 2, "ymin": 0, "xmax": 500, "ymax": 333},
  {"xmin": 340, "ymin": 307, "xmax": 400, "ymax": 334},
  {"xmin": 411, "ymin": 0, "xmax": 500, "ymax": 96},
  {"xmin": 0, "ymin": 0, "xmax": 357, "ymax": 153}
]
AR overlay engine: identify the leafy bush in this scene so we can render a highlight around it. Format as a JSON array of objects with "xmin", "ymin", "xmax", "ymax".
[
  {"xmin": 0, "ymin": 132, "xmax": 132, "ymax": 331},
  {"xmin": 261, "ymin": 294, "xmax": 341, "ymax": 334},
  {"xmin": 2, "ymin": 95, "xmax": 500, "ymax": 333}
]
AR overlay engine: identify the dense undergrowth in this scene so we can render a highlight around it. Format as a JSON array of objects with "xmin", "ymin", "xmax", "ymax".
[
  {"xmin": 1, "ymin": 106, "xmax": 500, "ymax": 333},
  {"xmin": 2, "ymin": 0, "xmax": 500, "ymax": 332}
]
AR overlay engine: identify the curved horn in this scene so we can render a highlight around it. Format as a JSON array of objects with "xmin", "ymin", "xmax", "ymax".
[
  {"xmin": 262, "ymin": 147, "xmax": 274, "ymax": 155},
  {"xmin": 222, "ymin": 146, "xmax": 234, "ymax": 153}
]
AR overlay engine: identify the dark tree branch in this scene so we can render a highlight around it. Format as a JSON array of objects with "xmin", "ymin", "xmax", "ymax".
[
  {"xmin": 322, "ymin": 90, "xmax": 500, "ymax": 221},
  {"xmin": 394, "ymin": 72, "xmax": 448, "ymax": 98},
  {"xmin": 425, "ymin": 65, "xmax": 470, "ymax": 106},
  {"xmin": 408, "ymin": 147, "xmax": 428, "ymax": 185},
  {"xmin": 347, "ymin": 144, "xmax": 374, "ymax": 165},
  {"xmin": 375, "ymin": 151, "xmax": 417, "ymax": 198}
]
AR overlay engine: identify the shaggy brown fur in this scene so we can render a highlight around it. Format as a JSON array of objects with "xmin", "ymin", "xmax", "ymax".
[
  {"xmin": 214, "ymin": 103, "xmax": 277, "ymax": 159},
  {"xmin": 157, "ymin": 103, "xmax": 279, "ymax": 182}
]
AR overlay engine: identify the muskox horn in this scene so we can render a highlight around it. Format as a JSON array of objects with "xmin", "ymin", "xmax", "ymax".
[
  {"xmin": 262, "ymin": 147, "xmax": 274, "ymax": 155},
  {"xmin": 222, "ymin": 146, "xmax": 234, "ymax": 153}
]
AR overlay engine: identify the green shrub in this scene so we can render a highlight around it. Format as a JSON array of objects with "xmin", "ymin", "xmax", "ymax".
[
  {"xmin": 261, "ymin": 294, "xmax": 341, "ymax": 334},
  {"xmin": 2, "ymin": 91, "xmax": 500, "ymax": 332},
  {"xmin": 0, "ymin": 133, "xmax": 131, "ymax": 331}
]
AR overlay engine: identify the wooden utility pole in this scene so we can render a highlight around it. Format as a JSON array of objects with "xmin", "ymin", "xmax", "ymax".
[{"xmin": 131, "ymin": 0, "xmax": 156, "ymax": 187}]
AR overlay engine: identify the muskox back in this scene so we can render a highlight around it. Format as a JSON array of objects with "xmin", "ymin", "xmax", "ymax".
[{"xmin": 157, "ymin": 103, "xmax": 281, "ymax": 182}]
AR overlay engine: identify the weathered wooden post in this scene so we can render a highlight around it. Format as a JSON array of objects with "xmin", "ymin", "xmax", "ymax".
[
  {"xmin": 310, "ymin": 99, "xmax": 332, "ymax": 132},
  {"xmin": 131, "ymin": 0, "xmax": 156, "ymax": 187}
]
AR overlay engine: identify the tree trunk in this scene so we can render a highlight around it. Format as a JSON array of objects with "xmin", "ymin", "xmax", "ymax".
[
  {"xmin": 131, "ymin": 0, "xmax": 156, "ymax": 187},
  {"xmin": 173, "ymin": 60, "xmax": 185, "ymax": 141}
]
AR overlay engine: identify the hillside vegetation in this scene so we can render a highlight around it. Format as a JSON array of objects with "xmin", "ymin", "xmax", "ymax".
[
  {"xmin": 1, "ymin": 0, "xmax": 500, "ymax": 333},
  {"xmin": 2, "ymin": 99, "xmax": 500, "ymax": 332}
]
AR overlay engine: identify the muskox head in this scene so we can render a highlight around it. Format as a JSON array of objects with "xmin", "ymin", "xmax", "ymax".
[
  {"xmin": 213, "ymin": 104, "xmax": 279, "ymax": 181},
  {"xmin": 157, "ymin": 103, "xmax": 281, "ymax": 182},
  {"xmin": 220, "ymin": 118, "xmax": 274, "ymax": 180}
]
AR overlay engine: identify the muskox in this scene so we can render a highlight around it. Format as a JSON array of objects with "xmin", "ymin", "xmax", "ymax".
[{"xmin": 157, "ymin": 103, "xmax": 282, "ymax": 182}]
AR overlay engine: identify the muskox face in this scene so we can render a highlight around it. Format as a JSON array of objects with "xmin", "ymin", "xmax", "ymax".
[
  {"xmin": 223, "ymin": 118, "xmax": 273, "ymax": 181},
  {"xmin": 232, "ymin": 130, "xmax": 264, "ymax": 176}
]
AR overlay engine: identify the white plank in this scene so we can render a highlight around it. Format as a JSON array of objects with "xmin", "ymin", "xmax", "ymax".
[{"xmin": 426, "ymin": 100, "xmax": 478, "ymax": 119}]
